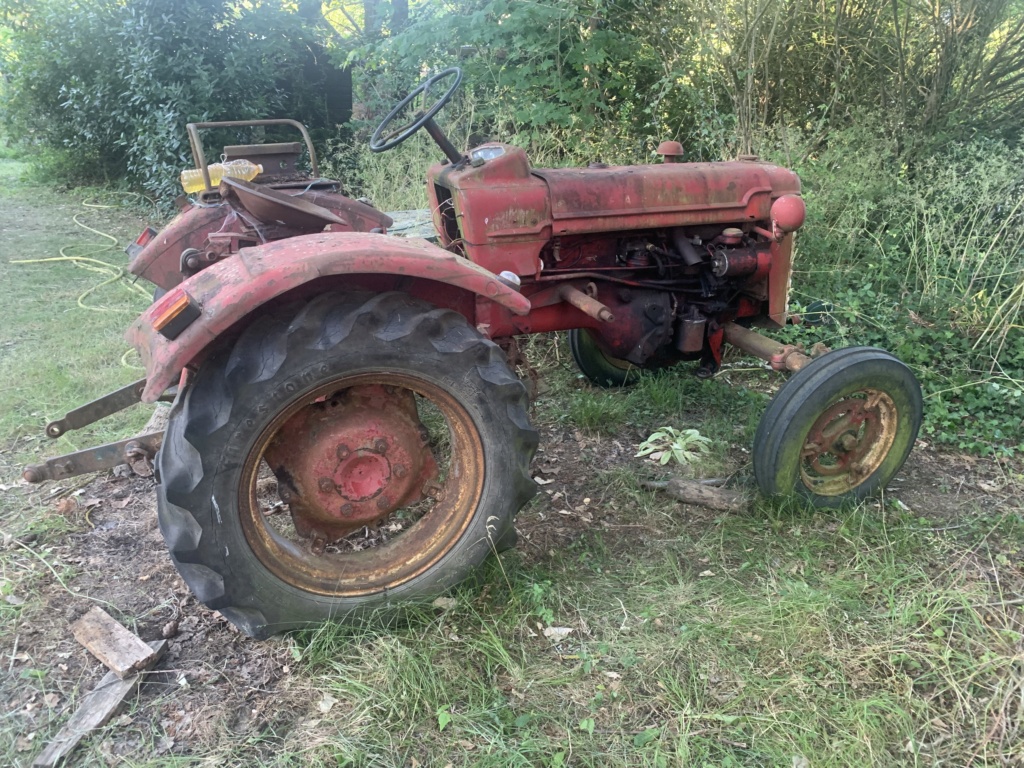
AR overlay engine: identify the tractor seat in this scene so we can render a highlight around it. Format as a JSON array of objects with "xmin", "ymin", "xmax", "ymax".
[{"xmin": 220, "ymin": 177, "xmax": 347, "ymax": 230}]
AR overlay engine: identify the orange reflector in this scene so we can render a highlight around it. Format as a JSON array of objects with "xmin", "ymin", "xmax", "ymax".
[
  {"xmin": 135, "ymin": 226, "xmax": 157, "ymax": 246},
  {"xmin": 153, "ymin": 291, "xmax": 201, "ymax": 340}
]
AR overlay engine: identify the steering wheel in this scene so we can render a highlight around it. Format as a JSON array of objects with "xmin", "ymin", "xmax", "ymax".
[{"xmin": 369, "ymin": 67, "xmax": 463, "ymax": 153}]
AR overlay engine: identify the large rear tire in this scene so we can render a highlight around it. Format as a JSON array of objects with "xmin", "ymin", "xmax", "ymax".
[
  {"xmin": 753, "ymin": 347, "xmax": 922, "ymax": 507},
  {"xmin": 157, "ymin": 292, "xmax": 538, "ymax": 638}
]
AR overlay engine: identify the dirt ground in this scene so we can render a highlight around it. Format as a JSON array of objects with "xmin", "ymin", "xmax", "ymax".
[{"xmin": 5, "ymin": 420, "xmax": 1022, "ymax": 764}]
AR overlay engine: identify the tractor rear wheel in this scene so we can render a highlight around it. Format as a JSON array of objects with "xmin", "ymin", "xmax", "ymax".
[
  {"xmin": 157, "ymin": 292, "xmax": 538, "ymax": 638},
  {"xmin": 753, "ymin": 347, "xmax": 922, "ymax": 507}
]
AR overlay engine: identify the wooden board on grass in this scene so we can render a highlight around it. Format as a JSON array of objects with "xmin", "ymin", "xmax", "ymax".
[
  {"xmin": 70, "ymin": 606, "xmax": 157, "ymax": 678},
  {"xmin": 32, "ymin": 639, "xmax": 167, "ymax": 767}
]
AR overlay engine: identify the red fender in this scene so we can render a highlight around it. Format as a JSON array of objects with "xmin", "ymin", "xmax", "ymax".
[{"xmin": 127, "ymin": 232, "xmax": 531, "ymax": 403}]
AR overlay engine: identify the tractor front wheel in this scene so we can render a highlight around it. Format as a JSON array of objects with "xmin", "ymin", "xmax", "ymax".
[
  {"xmin": 568, "ymin": 328, "xmax": 643, "ymax": 388},
  {"xmin": 753, "ymin": 347, "xmax": 922, "ymax": 507},
  {"xmin": 157, "ymin": 292, "xmax": 538, "ymax": 638}
]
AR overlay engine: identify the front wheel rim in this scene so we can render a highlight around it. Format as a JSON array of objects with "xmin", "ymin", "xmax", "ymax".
[
  {"xmin": 798, "ymin": 388, "xmax": 899, "ymax": 496},
  {"xmin": 238, "ymin": 372, "xmax": 484, "ymax": 597}
]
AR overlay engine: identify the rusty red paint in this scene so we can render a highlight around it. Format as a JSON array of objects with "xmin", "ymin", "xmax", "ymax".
[
  {"xmin": 128, "ymin": 189, "xmax": 394, "ymax": 292},
  {"xmin": 264, "ymin": 384, "xmax": 438, "ymax": 541},
  {"xmin": 770, "ymin": 194, "xmax": 806, "ymax": 234},
  {"xmin": 767, "ymin": 236, "xmax": 794, "ymax": 327},
  {"xmin": 427, "ymin": 145, "xmax": 800, "ymax": 277},
  {"xmin": 802, "ymin": 396, "xmax": 882, "ymax": 478},
  {"xmin": 128, "ymin": 205, "xmax": 228, "ymax": 289},
  {"xmin": 127, "ymin": 232, "xmax": 531, "ymax": 402},
  {"xmin": 722, "ymin": 322, "xmax": 812, "ymax": 371}
]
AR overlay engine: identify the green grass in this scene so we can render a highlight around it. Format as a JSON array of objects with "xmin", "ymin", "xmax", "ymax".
[
  {"xmin": 0, "ymin": 157, "xmax": 157, "ymax": 473},
  {"xmin": 282, "ymin": 498, "xmax": 1023, "ymax": 767},
  {"xmin": 0, "ymin": 153, "xmax": 160, "ymax": 668}
]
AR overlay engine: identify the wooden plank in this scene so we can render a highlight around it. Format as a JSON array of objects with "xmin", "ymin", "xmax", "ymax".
[
  {"xmin": 33, "ymin": 639, "xmax": 167, "ymax": 768},
  {"xmin": 71, "ymin": 607, "xmax": 157, "ymax": 678}
]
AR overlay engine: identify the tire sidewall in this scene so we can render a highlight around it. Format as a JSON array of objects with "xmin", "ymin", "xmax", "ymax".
[{"xmin": 569, "ymin": 328, "xmax": 637, "ymax": 387}]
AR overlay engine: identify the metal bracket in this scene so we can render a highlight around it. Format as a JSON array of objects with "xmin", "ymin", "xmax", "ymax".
[
  {"xmin": 45, "ymin": 379, "xmax": 175, "ymax": 438},
  {"xmin": 23, "ymin": 432, "xmax": 164, "ymax": 484},
  {"xmin": 46, "ymin": 379, "xmax": 147, "ymax": 438}
]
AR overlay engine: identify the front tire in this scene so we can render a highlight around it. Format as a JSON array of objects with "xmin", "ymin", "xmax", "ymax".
[
  {"xmin": 753, "ymin": 347, "xmax": 922, "ymax": 507},
  {"xmin": 568, "ymin": 328, "xmax": 642, "ymax": 388},
  {"xmin": 157, "ymin": 292, "xmax": 538, "ymax": 637}
]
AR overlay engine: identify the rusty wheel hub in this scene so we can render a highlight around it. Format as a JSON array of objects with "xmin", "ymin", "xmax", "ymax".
[
  {"xmin": 264, "ymin": 384, "xmax": 438, "ymax": 540},
  {"xmin": 799, "ymin": 389, "xmax": 898, "ymax": 496}
]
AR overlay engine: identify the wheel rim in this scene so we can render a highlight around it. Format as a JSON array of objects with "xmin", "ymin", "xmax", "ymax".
[
  {"xmin": 798, "ymin": 388, "xmax": 898, "ymax": 496},
  {"xmin": 238, "ymin": 372, "xmax": 484, "ymax": 597}
]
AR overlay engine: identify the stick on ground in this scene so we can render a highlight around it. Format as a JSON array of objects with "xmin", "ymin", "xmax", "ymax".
[{"xmin": 642, "ymin": 477, "xmax": 748, "ymax": 511}]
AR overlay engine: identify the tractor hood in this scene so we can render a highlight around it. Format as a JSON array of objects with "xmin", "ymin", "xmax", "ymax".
[{"xmin": 532, "ymin": 161, "xmax": 801, "ymax": 235}]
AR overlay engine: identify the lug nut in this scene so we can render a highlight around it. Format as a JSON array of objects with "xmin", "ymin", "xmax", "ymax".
[
  {"xmin": 376, "ymin": 496, "xmax": 391, "ymax": 511},
  {"xmin": 337, "ymin": 444, "xmax": 350, "ymax": 459},
  {"xmin": 340, "ymin": 503, "xmax": 355, "ymax": 516},
  {"xmin": 373, "ymin": 438, "xmax": 388, "ymax": 453},
  {"xmin": 393, "ymin": 464, "xmax": 407, "ymax": 478},
  {"xmin": 318, "ymin": 477, "xmax": 335, "ymax": 493}
]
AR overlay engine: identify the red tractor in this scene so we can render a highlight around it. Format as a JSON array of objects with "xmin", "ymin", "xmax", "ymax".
[{"xmin": 24, "ymin": 69, "xmax": 922, "ymax": 638}]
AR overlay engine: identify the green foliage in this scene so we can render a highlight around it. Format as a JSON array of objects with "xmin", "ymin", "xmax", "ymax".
[
  {"xmin": 342, "ymin": 0, "xmax": 728, "ymax": 163},
  {"xmin": 636, "ymin": 427, "xmax": 713, "ymax": 466},
  {"xmin": 1, "ymin": 0, "xmax": 340, "ymax": 201},
  {"xmin": 695, "ymin": 0, "xmax": 1024, "ymax": 154},
  {"xmin": 760, "ymin": 121, "xmax": 1024, "ymax": 454},
  {"xmin": 781, "ymin": 291, "xmax": 1024, "ymax": 456}
]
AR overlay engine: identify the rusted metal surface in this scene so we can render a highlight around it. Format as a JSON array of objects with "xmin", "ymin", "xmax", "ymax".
[
  {"xmin": 264, "ymin": 384, "xmax": 438, "ymax": 541},
  {"xmin": 533, "ymin": 162, "xmax": 797, "ymax": 232},
  {"xmin": 127, "ymin": 205, "xmax": 229, "ymax": 290},
  {"xmin": 557, "ymin": 283, "xmax": 614, "ymax": 322},
  {"xmin": 766, "ymin": 236, "xmax": 794, "ymax": 327},
  {"xmin": 219, "ymin": 177, "xmax": 347, "ymax": 229},
  {"xmin": 223, "ymin": 142, "xmax": 303, "ymax": 182},
  {"xmin": 128, "ymin": 191, "xmax": 393, "ymax": 292},
  {"xmin": 722, "ymin": 322, "xmax": 813, "ymax": 372},
  {"xmin": 127, "ymin": 232, "xmax": 533, "ymax": 402},
  {"xmin": 45, "ymin": 379, "xmax": 146, "ymax": 438},
  {"xmin": 656, "ymin": 140, "xmax": 684, "ymax": 161},
  {"xmin": 23, "ymin": 432, "xmax": 163, "ymax": 484},
  {"xmin": 239, "ymin": 372, "xmax": 484, "ymax": 597},
  {"xmin": 800, "ymin": 389, "xmax": 898, "ymax": 496}
]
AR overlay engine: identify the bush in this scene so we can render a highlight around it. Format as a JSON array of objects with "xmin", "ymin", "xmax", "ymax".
[
  {"xmin": 1, "ymin": 0, "xmax": 341, "ymax": 201},
  {"xmin": 770, "ymin": 121, "xmax": 1024, "ymax": 454},
  {"xmin": 343, "ymin": 0, "xmax": 726, "ymax": 164}
]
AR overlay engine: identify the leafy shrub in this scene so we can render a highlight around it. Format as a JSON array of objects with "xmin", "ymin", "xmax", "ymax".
[
  {"xmin": 1, "ymin": 0, "xmax": 341, "ymax": 201},
  {"xmin": 342, "ymin": 0, "xmax": 726, "ymax": 164},
  {"xmin": 754, "ymin": 118, "xmax": 1024, "ymax": 453}
]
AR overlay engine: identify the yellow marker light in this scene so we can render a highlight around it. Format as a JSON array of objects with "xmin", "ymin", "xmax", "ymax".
[{"xmin": 153, "ymin": 291, "xmax": 201, "ymax": 340}]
